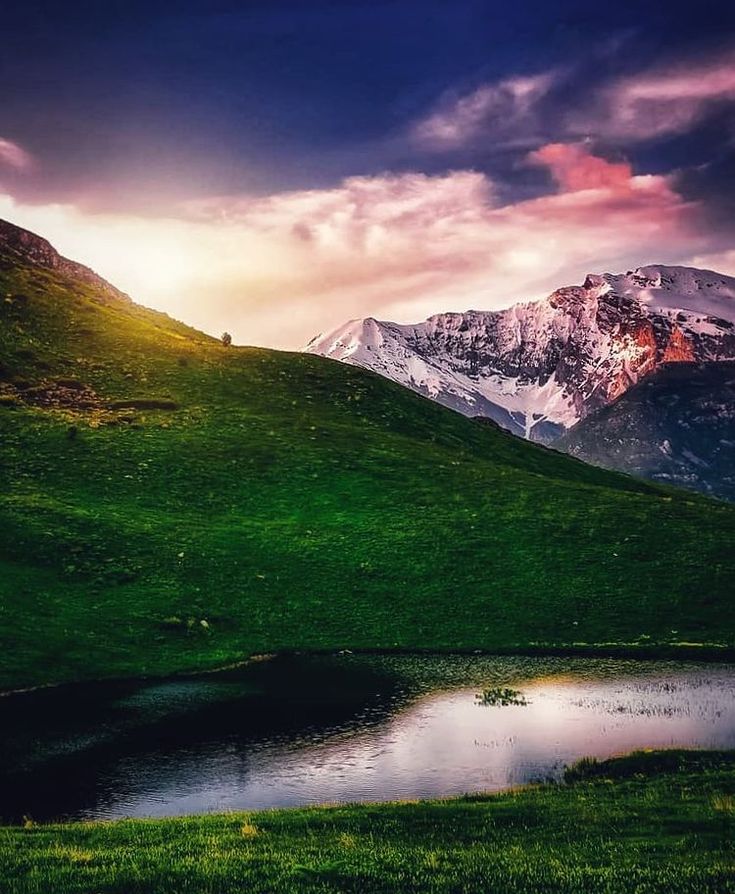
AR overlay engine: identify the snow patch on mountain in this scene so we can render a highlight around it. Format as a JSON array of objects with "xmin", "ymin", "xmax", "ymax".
[{"xmin": 606, "ymin": 265, "xmax": 735, "ymax": 323}]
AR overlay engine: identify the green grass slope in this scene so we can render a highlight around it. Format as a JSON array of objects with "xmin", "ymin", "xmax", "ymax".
[
  {"xmin": 2, "ymin": 751, "xmax": 734, "ymax": 893},
  {"xmin": 1, "ymin": 221, "xmax": 735, "ymax": 689}
]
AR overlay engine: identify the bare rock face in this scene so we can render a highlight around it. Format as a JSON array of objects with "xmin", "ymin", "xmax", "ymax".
[
  {"xmin": 0, "ymin": 219, "xmax": 130, "ymax": 304},
  {"xmin": 305, "ymin": 265, "xmax": 735, "ymax": 441}
]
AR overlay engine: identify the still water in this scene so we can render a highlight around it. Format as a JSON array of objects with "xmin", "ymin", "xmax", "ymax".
[{"xmin": 1, "ymin": 655, "xmax": 733, "ymax": 821}]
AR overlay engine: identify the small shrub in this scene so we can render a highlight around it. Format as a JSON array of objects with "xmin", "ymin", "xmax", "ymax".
[
  {"xmin": 712, "ymin": 794, "xmax": 735, "ymax": 815},
  {"xmin": 564, "ymin": 756, "xmax": 600, "ymax": 783}
]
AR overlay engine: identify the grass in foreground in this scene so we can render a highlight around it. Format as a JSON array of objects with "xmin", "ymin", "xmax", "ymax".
[
  {"xmin": 2, "ymin": 229, "xmax": 735, "ymax": 690},
  {"xmin": 1, "ymin": 751, "xmax": 734, "ymax": 893}
]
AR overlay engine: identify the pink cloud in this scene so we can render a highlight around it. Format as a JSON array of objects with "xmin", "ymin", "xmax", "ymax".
[
  {"xmin": 185, "ymin": 172, "xmax": 495, "ymax": 256},
  {"xmin": 0, "ymin": 138, "xmax": 34, "ymax": 171},
  {"xmin": 528, "ymin": 142, "xmax": 633, "ymax": 192},
  {"xmin": 175, "ymin": 160, "xmax": 705, "ymax": 345}
]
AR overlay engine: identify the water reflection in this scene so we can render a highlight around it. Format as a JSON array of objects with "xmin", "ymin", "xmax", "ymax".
[{"xmin": 0, "ymin": 656, "xmax": 733, "ymax": 821}]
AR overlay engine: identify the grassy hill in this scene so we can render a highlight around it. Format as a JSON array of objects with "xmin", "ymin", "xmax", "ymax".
[{"xmin": 1, "ymin": 220, "xmax": 735, "ymax": 689}]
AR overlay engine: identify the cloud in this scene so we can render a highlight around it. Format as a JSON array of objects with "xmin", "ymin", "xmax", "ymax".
[
  {"xmin": 411, "ymin": 45, "xmax": 735, "ymax": 152},
  {"xmin": 527, "ymin": 142, "xmax": 633, "ymax": 192},
  {"xmin": 184, "ymin": 171, "xmax": 494, "ymax": 257},
  {"xmin": 572, "ymin": 50, "xmax": 735, "ymax": 142},
  {"xmin": 687, "ymin": 249, "xmax": 735, "ymax": 279},
  {"xmin": 0, "ymin": 145, "xmax": 712, "ymax": 350},
  {"xmin": 0, "ymin": 138, "xmax": 34, "ymax": 172},
  {"xmin": 411, "ymin": 73, "xmax": 557, "ymax": 150}
]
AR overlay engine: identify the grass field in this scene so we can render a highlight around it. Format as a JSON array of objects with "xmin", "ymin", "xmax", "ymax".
[
  {"xmin": 2, "ymin": 236, "xmax": 735, "ymax": 689},
  {"xmin": 1, "ymin": 750, "xmax": 733, "ymax": 893}
]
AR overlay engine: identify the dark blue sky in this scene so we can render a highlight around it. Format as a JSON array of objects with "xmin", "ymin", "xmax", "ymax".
[{"xmin": 2, "ymin": 0, "xmax": 733, "ymax": 210}]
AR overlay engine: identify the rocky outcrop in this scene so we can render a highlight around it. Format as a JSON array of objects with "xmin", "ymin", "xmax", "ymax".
[
  {"xmin": 662, "ymin": 326, "xmax": 696, "ymax": 363},
  {"xmin": 0, "ymin": 219, "xmax": 130, "ymax": 304}
]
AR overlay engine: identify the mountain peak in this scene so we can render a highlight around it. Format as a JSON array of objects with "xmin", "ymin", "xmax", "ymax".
[
  {"xmin": 305, "ymin": 263, "xmax": 735, "ymax": 441},
  {"xmin": 0, "ymin": 218, "xmax": 130, "ymax": 303},
  {"xmin": 583, "ymin": 273, "xmax": 607, "ymax": 290}
]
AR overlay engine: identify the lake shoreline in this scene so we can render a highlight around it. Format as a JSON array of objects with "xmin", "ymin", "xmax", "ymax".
[
  {"xmin": 2, "ymin": 641, "xmax": 733, "ymax": 699},
  {"xmin": 2, "ymin": 749, "xmax": 733, "ymax": 893}
]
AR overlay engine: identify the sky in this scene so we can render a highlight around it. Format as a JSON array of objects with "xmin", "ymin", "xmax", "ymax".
[{"xmin": 1, "ymin": 0, "xmax": 734, "ymax": 348}]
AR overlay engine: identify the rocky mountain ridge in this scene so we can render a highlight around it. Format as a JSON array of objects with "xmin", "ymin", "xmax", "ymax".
[{"xmin": 305, "ymin": 265, "xmax": 735, "ymax": 441}]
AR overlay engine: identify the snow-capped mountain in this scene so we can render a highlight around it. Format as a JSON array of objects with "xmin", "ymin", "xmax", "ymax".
[{"xmin": 305, "ymin": 265, "xmax": 735, "ymax": 441}]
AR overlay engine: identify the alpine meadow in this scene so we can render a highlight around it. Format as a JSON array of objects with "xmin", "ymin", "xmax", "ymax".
[{"xmin": 2, "ymin": 3, "xmax": 735, "ymax": 891}]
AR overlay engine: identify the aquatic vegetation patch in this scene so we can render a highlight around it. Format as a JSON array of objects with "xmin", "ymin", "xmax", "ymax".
[{"xmin": 475, "ymin": 686, "xmax": 528, "ymax": 706}]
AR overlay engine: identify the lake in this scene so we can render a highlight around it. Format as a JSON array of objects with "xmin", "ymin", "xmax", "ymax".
[{"xmin": 1, "ymin": 654, "xmax": 733, "ymax": 822}]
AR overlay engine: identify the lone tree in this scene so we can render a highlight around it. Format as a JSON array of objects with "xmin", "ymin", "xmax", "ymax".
[{"xmin": 221, "ymin": 332, "xmax": 232, "ymax": 347}]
